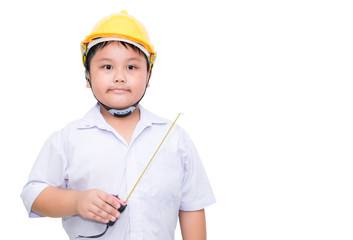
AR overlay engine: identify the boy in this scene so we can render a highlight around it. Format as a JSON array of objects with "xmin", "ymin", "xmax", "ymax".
[{"xmin": 21, "ymin": 10, "xmax": 215, "ymax": 240}]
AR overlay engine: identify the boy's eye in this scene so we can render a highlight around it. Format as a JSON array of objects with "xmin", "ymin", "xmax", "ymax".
[
  {"xmin": 127, "ymin": 65, "xmax": 136, "ymax": 70},
  {"xmin": 103, "ymin": 65, "xmax": 113, "ymax": 70}
]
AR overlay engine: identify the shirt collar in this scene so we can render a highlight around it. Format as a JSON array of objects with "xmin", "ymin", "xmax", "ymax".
[
  {"xmin": 77, "ymin": 104, "xmax": 168, "ymax": 130},
  {"xmin": 139, "ymin": 105, "xmax": 168, "ymax": 126}
]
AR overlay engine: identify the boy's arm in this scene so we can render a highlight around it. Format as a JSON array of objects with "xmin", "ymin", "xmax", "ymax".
[
  {"xmin": 179, "ymin": 209, "xmax": 207, "ymax": 240},
  {"xmin": 32, "ymin": 186, "xmax": 124, "ymax": 224}
]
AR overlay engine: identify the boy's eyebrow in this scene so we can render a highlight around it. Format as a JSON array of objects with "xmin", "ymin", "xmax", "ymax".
[
  {"xmin": 96, "ymin": 58, "xmax": 113, "ymax": 62},
  {"xmin": 126, "ymin": 57, "xmax": 144, "ymax": 62}
]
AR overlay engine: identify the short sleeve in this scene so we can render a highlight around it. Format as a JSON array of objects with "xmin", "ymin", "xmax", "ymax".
[
  {"xmin": 179, "ymin": 130, "xmax": 216, "ymax": 211},
  {"xmin": 20, "ymin": 131, "xmax": 68, "ymax": 217}
]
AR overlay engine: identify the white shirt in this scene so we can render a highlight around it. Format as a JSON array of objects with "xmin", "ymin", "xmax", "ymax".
[{"xmin": 21, "ymin": 104, "xmax": 215, "ymax": 240}]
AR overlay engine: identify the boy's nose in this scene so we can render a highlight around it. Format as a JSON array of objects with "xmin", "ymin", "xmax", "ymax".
[
  {"xmin": 115, "ymin": 78, "xmax": 126, "ymax": 83},
  {"xmin": 114, "ymin": 69, "xmax": 126, "ymax": 83}
]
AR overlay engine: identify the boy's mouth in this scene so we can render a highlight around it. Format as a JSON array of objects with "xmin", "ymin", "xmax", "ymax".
[{"xmin": 109, "ymin": 88, "xmax": 129, "ymax": 94}]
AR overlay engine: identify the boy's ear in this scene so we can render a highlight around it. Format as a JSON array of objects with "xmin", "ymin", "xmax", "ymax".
[
  {"xmin": 85, "ymin": 71, "xmax": 91, "ymax": 88},
  {"xmin": 147, "ymin": 70, "xmax": 152, "ymax": 88}
]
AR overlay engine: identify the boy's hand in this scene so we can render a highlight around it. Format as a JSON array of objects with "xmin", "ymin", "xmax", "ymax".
[{"xmin": 75, "ymin": 189, "xmax": 124, "ymax": 224}]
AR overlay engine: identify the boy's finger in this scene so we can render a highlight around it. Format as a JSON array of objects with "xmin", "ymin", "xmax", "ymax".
[
  {"xmin": 97, "ymin": 202, "xmax": 120, "ymax": 220},
  {"xmin": 89, "ymin": 205, "xmax": 116, "ymax": 223},
  {"xmin": 89, "ymin": 211, "xmax": 109, "ymax": 224},
  {"xmin": 112, "ymin": 195, "xmax": 127, "ymax": 206},
  {"xmin": 99, "ymin": 192, "xmax": 120, "ymax": 209}
]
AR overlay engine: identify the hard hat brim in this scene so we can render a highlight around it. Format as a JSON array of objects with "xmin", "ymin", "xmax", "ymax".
[{"xmin": 87, "ymin": 37, "xmax": 151, "ymax": 60}]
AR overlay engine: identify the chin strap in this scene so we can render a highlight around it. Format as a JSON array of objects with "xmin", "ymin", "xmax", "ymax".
[
  {"xmin": 85, "ymin": 73, "xmax": 150, "ymax": 118},
  {"xmin": 107, "ymin": 106, "xmax": 136, "ymax": 118}
]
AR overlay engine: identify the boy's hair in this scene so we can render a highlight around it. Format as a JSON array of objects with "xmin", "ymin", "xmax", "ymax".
[{"xmin": 84, "ymin": 41, "xmax": 150, "ymax": 73}]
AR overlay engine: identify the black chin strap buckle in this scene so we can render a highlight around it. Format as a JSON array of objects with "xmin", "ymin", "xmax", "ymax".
[{"xmin": 108, "ymin": 106, "xmax": 136, "ymax": 118}]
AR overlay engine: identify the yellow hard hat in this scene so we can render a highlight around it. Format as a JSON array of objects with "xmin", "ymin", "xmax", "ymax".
[{"xmin": 81, "ymin": 10, "xmax": 156, "ymax": 69}]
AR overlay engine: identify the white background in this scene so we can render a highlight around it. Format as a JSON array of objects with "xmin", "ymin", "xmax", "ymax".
[{"xmin": 1, "ymin": 0, "xmax": 353, "ymax": 239}]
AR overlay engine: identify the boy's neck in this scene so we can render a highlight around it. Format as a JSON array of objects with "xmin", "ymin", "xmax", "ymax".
[{"xmin": 100, "ymin": 104, "xmax": 140, "ymax": 144}]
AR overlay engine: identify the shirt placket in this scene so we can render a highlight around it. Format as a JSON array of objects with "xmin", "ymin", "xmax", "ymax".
[
  {"xmin": 125, "ymin": 141, "xmax": 143, "ymax": 240},
  {"xmin": 123, "ymin": 121, "xmax": 152, "ymax": 240}
]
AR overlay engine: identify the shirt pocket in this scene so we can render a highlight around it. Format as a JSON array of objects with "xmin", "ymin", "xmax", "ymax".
[{"xmin": 145, "ymin": 153, "xmax": 183, "ymax": 204}]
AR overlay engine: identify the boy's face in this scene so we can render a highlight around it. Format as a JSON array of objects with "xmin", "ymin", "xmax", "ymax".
[{"xmin": 86, "ymin": 42, "xmax": 150, "ymax": 110}]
